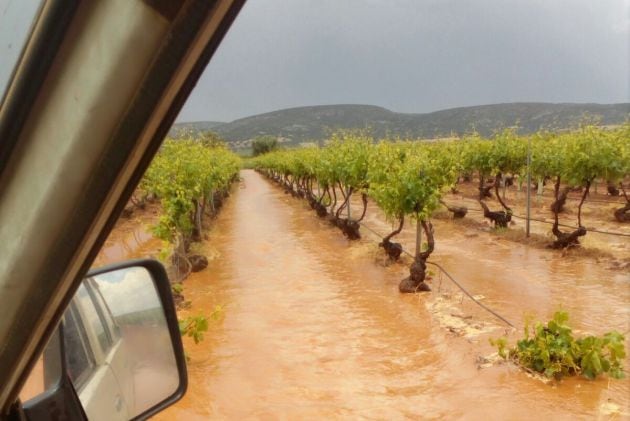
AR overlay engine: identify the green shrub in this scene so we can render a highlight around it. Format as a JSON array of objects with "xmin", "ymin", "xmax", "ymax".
[
  {"xmin": 178, "ymin": 306, "xmax": 223, "ymax": 345},
  {"xmin": 179, "ymin": 315, "xmax": 208, "ymax": 344},
  {"xmin": 171, "ymin": 283, "xmax": 184, "ymax": 295},
  {"xmin": 491, "ymin": 311, "xmax": 625, "ymax": 380}
]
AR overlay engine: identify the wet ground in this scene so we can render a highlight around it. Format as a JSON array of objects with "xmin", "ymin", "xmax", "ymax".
[
  {"xmin": 443, "ymin": 180, "xmax": 630, "ymax": 258},
  {"xmin": 98, "ymin": 170, "xmax": 629, "ymax": 420}
]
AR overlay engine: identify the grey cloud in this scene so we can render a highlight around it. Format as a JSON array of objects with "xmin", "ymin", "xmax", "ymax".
[{"xmin": 177, "ymin": 0, "xmax": 629, "ymax": 122}]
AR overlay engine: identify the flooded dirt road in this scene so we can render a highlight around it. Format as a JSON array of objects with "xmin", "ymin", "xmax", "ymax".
[{"xmin": 144, "ymin": 170, "xmax": 627, "ymax": 420}]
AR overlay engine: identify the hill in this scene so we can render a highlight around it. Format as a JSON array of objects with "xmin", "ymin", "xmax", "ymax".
[
  {"xmin": 172, "ymin": 103, "xmax": 629, "ymax": 148},
  {"xmin": 169, "ymin": 120, "xmax": 225, "ymax": 137}
]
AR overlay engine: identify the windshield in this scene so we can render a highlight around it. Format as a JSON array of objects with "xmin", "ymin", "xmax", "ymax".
[
  {"xmin": 0, "ymin": 0, "xmax": 43, "ymax": 104},
  {"xmin": 102, "ymin": 1, "xmax": 630, "ymax": 418},
  {"xmin": 15, "ymin": 0, "xmax": 630, "ymax": 418}
]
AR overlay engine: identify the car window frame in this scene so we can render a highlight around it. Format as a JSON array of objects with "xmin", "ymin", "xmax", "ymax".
[
  {"xmin": 63, "ymin": 304, "xmax": 97, "ymax": 392},
  {"xmin": 86, "ymin": 278, "xmax": 121, "ymax": 344},
  {"xmin": 74, "ymin": 284, "xmax": 114, "ymax": 362},
  {"xmin": 0, "ymin": 1, "xmax": 247, "ymax": 412},
  {"xmin": 0, "ymin": 0, "xmax": 79, "ymax": 175}
]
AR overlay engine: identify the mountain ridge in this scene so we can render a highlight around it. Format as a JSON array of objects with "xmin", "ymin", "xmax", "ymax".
[{"xmin": 171, "ymin": 102, "xmax": 630, "ymax": 148}]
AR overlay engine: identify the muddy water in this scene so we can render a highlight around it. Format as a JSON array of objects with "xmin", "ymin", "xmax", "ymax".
[
  {"xmin": 92, "ymin": 172, "xmax": 629, "ymax": 419},
  {"xmin": 94, "ymin": 206, "xmax": 163, "ymax": 267},
  {"xmin": 132, "ymin": 170, "xmax": 627, "ymax": 420},
  {"xmin": 362, "ymin": 201, "xmax": 630, "ymax": 337}
]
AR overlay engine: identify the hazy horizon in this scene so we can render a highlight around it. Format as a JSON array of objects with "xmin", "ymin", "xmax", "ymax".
[
  {"xmin": 176, "ymin": 0, "xmax": 629, "ymax": 123},
  {"xmin": 176, "ymin": 100, "xmax": 630, "ymax": 124}
]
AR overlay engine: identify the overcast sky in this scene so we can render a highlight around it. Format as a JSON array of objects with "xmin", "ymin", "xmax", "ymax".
[{"xmin": 177, "ymin": 0, "xmax": 629, "ymax": 123}]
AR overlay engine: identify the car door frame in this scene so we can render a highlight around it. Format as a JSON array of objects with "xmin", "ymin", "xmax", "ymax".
[{"xmin": 0, "ymin": 0, "xmax": 246, "ymax": 413}]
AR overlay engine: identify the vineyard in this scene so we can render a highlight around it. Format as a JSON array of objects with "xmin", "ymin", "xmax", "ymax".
[
  {"xmin": 92, "ymin": 127, "xmax": 629, "ymax": 418},
  {"xmin": 252, "ymin": 125, "xmax": 629, "ymax": 293},
  {"xmin": 139, "ymin": 139, "xmax": 241, "ymax": 281}
]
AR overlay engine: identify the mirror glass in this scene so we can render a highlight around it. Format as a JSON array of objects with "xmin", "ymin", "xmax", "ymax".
[
  {"xmin": 20, "ymin": 264, "xmax": 181, "ymax": 419},
  {"xmin": 76, "ymin": 266, "xmax": 180, "ymax": 419}
]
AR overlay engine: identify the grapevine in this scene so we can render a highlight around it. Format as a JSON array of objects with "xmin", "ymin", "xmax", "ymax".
[{"xmin": 142, "ymin": 138, "xmax": 240, "ymax": 279}]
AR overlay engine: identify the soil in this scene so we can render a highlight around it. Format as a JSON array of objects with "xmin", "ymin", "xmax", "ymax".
[{"xmin": 443, "ymin": 180, "xmax": 630, "ymax": 265}]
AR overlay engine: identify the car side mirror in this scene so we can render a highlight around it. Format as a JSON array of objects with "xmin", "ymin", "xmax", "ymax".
[{"xmin": 19, "ymin": 259, "xmax": 187, "ymax": 420}]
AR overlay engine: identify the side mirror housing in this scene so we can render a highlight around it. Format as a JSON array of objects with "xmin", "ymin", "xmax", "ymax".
[{"xmin": 18, "ymin": 259, "xmax": 187, "ymax": 420}]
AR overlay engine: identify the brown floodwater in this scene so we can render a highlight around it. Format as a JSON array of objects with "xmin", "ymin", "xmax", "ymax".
[
  {"xmin": 94, "ymin": 208, "xmax": 162, "ymax": 267},
  {"xmin": 98, "ymin": 170, "xmax": 630, "ymax": 420}
]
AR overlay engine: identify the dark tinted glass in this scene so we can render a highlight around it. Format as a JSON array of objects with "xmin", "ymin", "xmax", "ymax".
[{"xmin": 63, "ymin": 306, "xmax": 94, "ymax": 388}]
